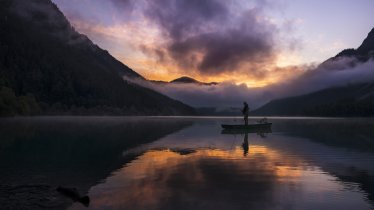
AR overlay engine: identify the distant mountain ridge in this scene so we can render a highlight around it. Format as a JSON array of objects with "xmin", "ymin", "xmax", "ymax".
[
  {"xmin": 171, "ymin": 76, "xmax": 218, "ymax": 85},
  {"xmin": 0, "ymin": 0, "xmax": 195, "ymax": 116},
  {"xmin": 253, "ymin": 27, "xmax": 374, "ymax": 117},
  {"xmin": 150, "ymin": 76, "xmax": 218, "ymax": 86}
]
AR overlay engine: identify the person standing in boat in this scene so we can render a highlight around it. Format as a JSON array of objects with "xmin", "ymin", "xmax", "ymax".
[{"xmin": 242, "ymin": 102, "xmax": 249, "ymax": 125}]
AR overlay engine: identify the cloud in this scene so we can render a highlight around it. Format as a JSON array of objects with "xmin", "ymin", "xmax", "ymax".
[
  {"xmin": 276, "ymin": 58, "xmax": 374, "ymax": 97},
  {"xmin": 51, "ymin": 0, "xmax": 374, "ymax": 109},
  {"xmin": 144, "ymin": 0, "xmax": 230, "ymax": 41},
  {"xmin": 126, "ymin": 70, "xmax": 293, "ymax": 109},
  {"xmin": 254, "ymin": 58, "xmax": 374, "ymax": 105},
  {"xmin": 143, "ymin": 0, "xmax": 278, "ymax": 77},
  {"xmin": 52, "ymin": 0, "xmax": 291, "ymax": 80},
  {"xmin": 152, "ymin": 82, "xmax": 272, "ymax": 108},
  {"xmin": 109, "ymin": 0, "xmax": 135, "ymax": 9},
  {"xmin": 128, "ymin": 58, "xmax": 374, "ymax": 109}
]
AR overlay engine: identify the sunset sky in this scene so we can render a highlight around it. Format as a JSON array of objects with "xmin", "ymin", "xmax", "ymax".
[{"xmin": 52, "ymin": 0, "xmax": 374, "ymax": 87}]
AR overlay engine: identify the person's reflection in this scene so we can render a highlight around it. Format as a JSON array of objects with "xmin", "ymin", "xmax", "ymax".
[{"xmin": 242, "ymin": 133, "xmax": 249, "ymax": 156}]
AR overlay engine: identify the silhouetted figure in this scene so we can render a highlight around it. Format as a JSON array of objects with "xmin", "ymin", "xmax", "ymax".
[
  {"xmin": 242, "ymin": 133, "xmax": 249, "ymax": 156},
  {"xmin": 242, "ymin": 102, "xmax": 249, "ymax": 125},
  {"xmin": 57, "ymin": 186, "xmax": 90, "ymax": 207}
]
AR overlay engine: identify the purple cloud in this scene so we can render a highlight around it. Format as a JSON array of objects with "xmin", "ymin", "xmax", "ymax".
[
  {"xmin": 143, "ymin": 0, "xmax": 277, "ymax": 75},
  {"xmin": 51, "ymin": 0, "xmax": 288, "ymax": 78}
]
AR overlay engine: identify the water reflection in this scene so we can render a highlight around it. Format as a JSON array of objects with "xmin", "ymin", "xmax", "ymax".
[
  {"xmin": 1, "ymin": 117, "xmax": 374, "ymax": 210},
  {"xmin": 71, "ymin": 146, "xmax": 371, "ymax": 210},
  {"xmin": 68, "ymin": 118, "xmax": 374, "ymax": 210},
  {"xmin": 222, "ymin": 127, "xmax": 272, "ymax": 157},
  {"xmin": 0, "ymin": 117, "xmax": 192, "ymax": 209},
  {"xmin": 242, "ymin": 133, "xmax": 249, "ymax": 156}
]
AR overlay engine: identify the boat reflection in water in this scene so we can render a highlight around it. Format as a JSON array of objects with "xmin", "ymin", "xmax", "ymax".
[{"xmin": 221, "ymin": 126, "xmax": 272, "ymax": 157}]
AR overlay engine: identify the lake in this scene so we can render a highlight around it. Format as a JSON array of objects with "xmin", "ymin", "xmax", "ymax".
[{"xmin": 1, "ymin": 116, "xmax": 374, "ymax": 210}]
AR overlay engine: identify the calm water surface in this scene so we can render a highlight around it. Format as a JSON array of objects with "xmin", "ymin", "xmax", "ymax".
[{"xmin": 1, "ymin": 117, "xmax": 374, "ymax": 210}]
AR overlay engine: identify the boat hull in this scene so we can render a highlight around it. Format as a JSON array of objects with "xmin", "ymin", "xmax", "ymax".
[
  {"xmin": 221, "ymin": 123, "xmax": 272, "ymax": 134},
  {"xmin": 221, "ymin": 123, "xmax": 272, "ymax": 130}
]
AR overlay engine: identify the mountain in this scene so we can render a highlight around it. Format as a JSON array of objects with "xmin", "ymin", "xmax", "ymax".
[
  {"xmin": 0, "ymin": 0, "xmax": 195, "ymax": 116},
  {"xmin": 252, "ymin": 82, "xmax": 374, "ymax": 117},
  {"xmin": 150, "ymin": 76, "xmax": 218, "ymax": 85},
  {"xmin": 171, "ymin": 76, "xmax": 201, "ymax": 83},
  {"xmin": 253, "ymin": 27, "xmax": 374, "ymax": 117},
  {"xmin": 171, "ymin": 76, "xmax": 218, "ymax": 85},
  {"xmin": 328, "ymin": 27, "xmax": 374, "ymax": 62}
]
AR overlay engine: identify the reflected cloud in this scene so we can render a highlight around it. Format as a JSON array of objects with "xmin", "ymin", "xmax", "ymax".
[
  {"xmin": 71, "ymin": 142, "xmax": 371, "ymax": 210},
  {"xmin": 0, "ymin": 117, "xmax": 192, "ymax": 209},
  {"xmin": 71, "ymin": 148, "xmax": 280, "ymax": 209},
  {"xmin": 2, "ymin": 117, "xmax": 374, "ymax": 209},
  {"xmin": 68, "ymin": 118, "xmax": 374, "ymax": 210}
]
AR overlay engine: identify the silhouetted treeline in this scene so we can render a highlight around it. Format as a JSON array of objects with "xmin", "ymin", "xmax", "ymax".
[
  {"xmin": 0, "ymin": 86, "xmax": 41, "ymax": 116},
  {"xmin": 304, "ymin": 98, "xmax": 374, "ymax": 117}
]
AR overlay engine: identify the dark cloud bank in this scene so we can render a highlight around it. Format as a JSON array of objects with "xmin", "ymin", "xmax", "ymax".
[
  {"xmin": 101, "ymin": 0, "xmax": 279, "ymax": 77},
  {"xmin": 144, "ymin": 0, "xmax": 277, "ymax": 76}
]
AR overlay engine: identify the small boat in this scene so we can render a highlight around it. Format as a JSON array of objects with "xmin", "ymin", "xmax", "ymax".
[
  {"xmin": 221, "ymin": 126, "xmax": 272, "ymax": 134},
  {"xmin": 221, "ymin": 123, "xmax": 272, "ymax": 130}
]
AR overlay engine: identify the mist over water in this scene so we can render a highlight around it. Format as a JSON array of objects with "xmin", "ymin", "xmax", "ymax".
[
  {"xmin": 1, "ymin": 117, "xmax": 374, "ymax": 210},
  {"xmin": 127, "ymin": 59, "xmax": 374, "ymax": 109}
]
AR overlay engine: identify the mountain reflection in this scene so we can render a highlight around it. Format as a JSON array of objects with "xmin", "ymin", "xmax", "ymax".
[{"xmin": 0, "ymin": 117, "xmax": 192, "ymax": 209}]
